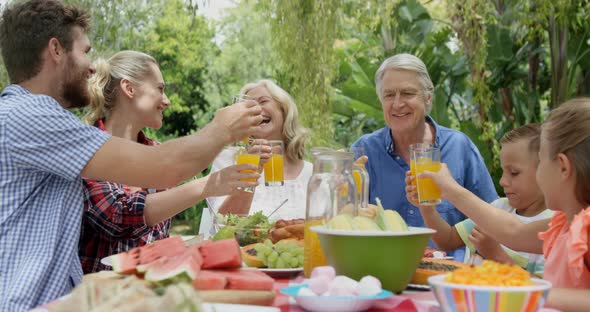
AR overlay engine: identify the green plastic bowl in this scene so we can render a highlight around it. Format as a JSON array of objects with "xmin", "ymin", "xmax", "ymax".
[{"xmin": 311, "ymin": 226, "xmax": 436, "ymax": 293}]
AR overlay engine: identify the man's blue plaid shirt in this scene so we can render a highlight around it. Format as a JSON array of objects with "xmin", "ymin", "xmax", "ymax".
[{"xmin": 0, "ymin": 85, "xmax": 110, "ymax": 311}]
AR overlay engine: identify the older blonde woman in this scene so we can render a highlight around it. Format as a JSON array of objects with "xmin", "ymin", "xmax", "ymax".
[{"xmin": 200, "ymin": 80, "xmax": 310, "ymax": 237}]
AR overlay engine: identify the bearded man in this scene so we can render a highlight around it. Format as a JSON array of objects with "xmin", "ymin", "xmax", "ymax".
[{"xmin": 0, "ymin": 1, "xmax": 263, "ymax": 311}]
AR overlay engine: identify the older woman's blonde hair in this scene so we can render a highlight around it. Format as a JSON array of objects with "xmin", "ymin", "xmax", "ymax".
[
  {"xmin": 240, "ymin": 80, "xmax": 309, "ymax": 161},
  {"xmin": 84, "ymin": 50, "xmax": 158, "ymax": 124}
]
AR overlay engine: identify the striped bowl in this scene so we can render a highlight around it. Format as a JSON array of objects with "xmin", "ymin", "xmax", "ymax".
[{"xmin": 428, "ymin": 274, "xmax": 551, "ymax": 312}]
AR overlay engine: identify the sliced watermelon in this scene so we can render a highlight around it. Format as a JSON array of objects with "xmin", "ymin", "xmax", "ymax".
[
  {"xmin": 144, "ymin": 245, "xmax": 202, "ymax": 285},
  {"xmin": 110, "ymin": 236, "xmax": 187, "ymax": 274},
  {"xmin": 223, "ymin": 269, "xmax": 274, "ymax": 290},
  {"xmin": 192, "ymin": 270, "xmax": 228, "ymax": 290},
  {"xmin": 136, "ymin": 257, "xmax": 167, "ymax": 274},
  {"xmin": 200, "ymin": 239, "xmax": 242, "ymax": 269},
  {"xmin": 139, "ymin": 236, "xmax": 186, "ymax": 264},
  {"xmin": 191, "ymin": 269, "xmax": 273, "ymax": 290}
]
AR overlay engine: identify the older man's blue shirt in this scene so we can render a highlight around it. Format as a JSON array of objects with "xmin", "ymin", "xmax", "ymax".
[{"xmin": 352, "ymin": 116, "xmax": 498, "ymax": 258}]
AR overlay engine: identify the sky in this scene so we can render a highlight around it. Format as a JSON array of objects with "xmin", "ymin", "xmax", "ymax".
[
  {"xmin": 197, "ymin": 0, "xmax": 236, "ymax": 20},
  {"xmin": 0, "ymin": 0, "xmax": 237, "ymax": 20}
]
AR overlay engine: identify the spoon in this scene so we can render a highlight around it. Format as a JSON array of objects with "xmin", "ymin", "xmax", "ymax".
[{"xmin": 267, "ymin": 198, "xmax": 289, "ymax": 219}]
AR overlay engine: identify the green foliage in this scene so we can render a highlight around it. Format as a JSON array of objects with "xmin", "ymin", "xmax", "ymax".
[
  {"xmin": 332, "ymin": 0, "xmax": 470, "ymax": 145},
  {"xmin": 140, "ymin": 0, "xmax": 217, "ymax": 135},
  {"xmin": 68, "ymin": 0, "xmax": 162, "ymax": 54},
  {"xmin": 265, "ymin": 0, "xmax": 341, "ymax": 148},
  {"xmin": 202, "ymin": 0, "xmax": 276, "ymax": 110}
]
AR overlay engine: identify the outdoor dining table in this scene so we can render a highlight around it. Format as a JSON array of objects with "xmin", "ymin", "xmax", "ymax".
[{"xmin": 35, "ymin": 272, "xmax": 562, "ymax": 312}]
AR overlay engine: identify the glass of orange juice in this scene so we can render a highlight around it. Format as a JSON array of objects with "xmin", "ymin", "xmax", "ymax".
[
  {"xmin": 412, "ymin": 145, "xmax": 441, "ymax": 205},
  {"xmin": 263, "ymin": 140, "xmax": 284, "ymax": 186},
  {"xmin": 235, "ymin": 140, "xmax": 260, "ymax": 193},
  {"xmin": 409, "ymin": 143, "xmax": 432, "ymax": 186}
]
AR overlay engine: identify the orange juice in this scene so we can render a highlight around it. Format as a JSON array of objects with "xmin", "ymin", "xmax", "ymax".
[
  {"xmin": 236, "ymin": 153, "xmax": 260, "ymax": 182},
  {"xmin": 415, "ymin": 158, "xmax": 441, "ymax": 205},
  {"xmin": 352, "ymin": 171, "xmax": 362, "ymax": 194},
  {"xmin": 263, "ymin": 154, "xmax": 284, "ymax": 186},
  {"xmin": 304, "ymin": 219, "xmax": 328, "ymax": 277},
  {"xmin": 410, "ymin": 159, "xmax": 417, "ymax": 186}
]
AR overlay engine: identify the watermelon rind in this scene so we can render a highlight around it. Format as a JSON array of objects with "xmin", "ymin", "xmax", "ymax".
[{"xmin": 145, "ymin": 265, "xmax": 197, "ymax": 286}]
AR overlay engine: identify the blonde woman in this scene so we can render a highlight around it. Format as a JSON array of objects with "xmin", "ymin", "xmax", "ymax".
[
  {"xmin": 80, "ymin": 50, "xmax": 259, "ymax": 273},
  {"xmin": 200, "ymin": 80, "xmax": 310, "ymax": 237}
]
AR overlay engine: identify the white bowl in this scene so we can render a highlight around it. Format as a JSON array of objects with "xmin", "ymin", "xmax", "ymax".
[{"xmin": 280, "ymin": 284, "xmax": 393, "ymax": 312}]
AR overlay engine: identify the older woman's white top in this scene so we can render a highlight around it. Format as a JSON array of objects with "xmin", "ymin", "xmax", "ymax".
[{"xmin": 199, "ymin": 147, "xmax": 313, "ymax": 238}]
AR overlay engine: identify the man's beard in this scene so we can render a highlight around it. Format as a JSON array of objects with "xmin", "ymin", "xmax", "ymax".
[{"xmin": 62, "ymin": 63, "xmax": 90, "ymax": 109}]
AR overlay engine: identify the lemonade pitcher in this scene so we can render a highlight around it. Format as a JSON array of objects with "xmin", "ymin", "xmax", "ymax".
[{"xmin": 304, "ymin": 151, "xmax": 368, "ymax": 277}]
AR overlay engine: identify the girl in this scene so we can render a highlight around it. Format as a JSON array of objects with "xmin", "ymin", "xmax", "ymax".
[
  {"xmin": 407, "ymin": 98, "xmax": 590, "ymax": 311},
  {"xmin": 79, "ymin": 50, "xmax": 259, "ymax": 273},
  {"xmin": 408, "ymin": 124, "xmax": 552, "ymax": 275}
]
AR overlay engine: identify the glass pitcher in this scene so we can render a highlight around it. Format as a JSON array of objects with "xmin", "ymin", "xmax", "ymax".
[{"xmin": 303, "ymin": 151, "xmax": 368, "ymax": 277}]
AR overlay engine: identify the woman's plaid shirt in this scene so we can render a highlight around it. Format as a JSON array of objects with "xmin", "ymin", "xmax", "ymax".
[{"xmin": 78, "ymin": 120, "xmax": 170, "ymax": 273}]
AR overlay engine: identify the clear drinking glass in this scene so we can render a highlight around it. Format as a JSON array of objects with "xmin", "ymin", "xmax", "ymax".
[
  {"xmin": 411, "ymin": 144, "xmax": 442, "ymax": 205},
  {"xmin": 232, "ymin": 94, "xmax": 258, "ymax": 145},
  {"xmin": 233, "ymin": 94, "xmax": 257, "ymax": 105},
  {"xmin": 263, "ymin": 140, "xmax": 284, "ymax": 186},
  {"xmin": 235, "ymin": 140, "xmax": 261, "ymax": 193},
  {"xmin": 409, "ymin": 143, "xmax": 431, "ymax": 186}
]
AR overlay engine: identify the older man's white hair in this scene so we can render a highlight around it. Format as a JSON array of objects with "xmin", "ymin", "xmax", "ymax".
[{"xmin": 374, "ymin": 53, "xmax": 435, "ymax": 114}]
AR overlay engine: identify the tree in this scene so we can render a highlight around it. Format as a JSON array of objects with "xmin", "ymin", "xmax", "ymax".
[
  {"xmin": 331, "ymin": 0, "xmax": 471, "ymax": 147},
  {"xmin": 264, "ymin": 0, "xmax": 341, "ymax": 148},
  {"xmin": 68, "ymin": 0, "xmax": 161, "ymax": 56},
  {"xmin": 202, "ymin": 0, "xmax": 275, "ymax": 111},
  {"xmin": 139, "ymin": 0, "xmax": 218, "ymax": 137}
]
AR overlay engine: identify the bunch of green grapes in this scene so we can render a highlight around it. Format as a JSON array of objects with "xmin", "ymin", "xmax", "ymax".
[{"xmin": 253, "ymin": 239, "xmax": 304, "ymax": 269}]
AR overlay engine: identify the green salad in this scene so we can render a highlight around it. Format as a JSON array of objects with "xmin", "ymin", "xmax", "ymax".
[{"xmin": 212, "ymin": 211, "xmax": 273, "ymax": 246}]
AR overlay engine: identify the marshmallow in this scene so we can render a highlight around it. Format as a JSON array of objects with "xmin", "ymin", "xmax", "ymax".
[
  {"xmin": 331, "ymin": 275, "xmax": 359, "ymax": 293},
  {"xmin": 297, "ymin": 287, "xmax": 317, "ymax": 296},
  {"xmin": 308, "ymin": 276, "xmax": 331, "ymax": 295},
  {"xmin": 327, "ymin": 282, "xmax": 358, "ymax": 296},
  {"xmin": 310, "ymin": 266, "xmax": 336, "ymax": 281},
  {"xmin": 357, "ymin": 275, "xmax": 382, "ymax": 296}
]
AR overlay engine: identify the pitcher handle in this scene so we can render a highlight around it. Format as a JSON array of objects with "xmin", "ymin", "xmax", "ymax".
[{"xmin": 352, "ymin": 164, "xmax": 369, "ymax": 214}]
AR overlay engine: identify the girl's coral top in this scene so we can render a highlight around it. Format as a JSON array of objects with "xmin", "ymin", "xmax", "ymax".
[{"xmin": 539, "ymin": 208, "xmax": 590, "ymax": 288}]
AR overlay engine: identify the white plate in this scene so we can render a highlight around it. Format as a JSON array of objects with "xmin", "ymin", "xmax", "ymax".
[
  {"xmin": 202, "ymin": 303, "xmax": 279, "ymax": 312},
  {"xmin": 99, "ymin": 236, "xmax": 198, "ymax": 267},
  {"xmin": 281, "ymin": 284, "xmax": 393, "ymax": 312},
  {"xmin": 101, "ymin": 255, "xmax": 113, "ymax": 266},
  {"xmin": 258, "ymin": 267, "xmax": 303, "ymax": 278}
]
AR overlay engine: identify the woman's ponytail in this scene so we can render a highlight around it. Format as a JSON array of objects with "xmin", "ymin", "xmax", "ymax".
[{"xmin": 85, "ymin": 58, "xmax": 112, "ymax": 124}]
